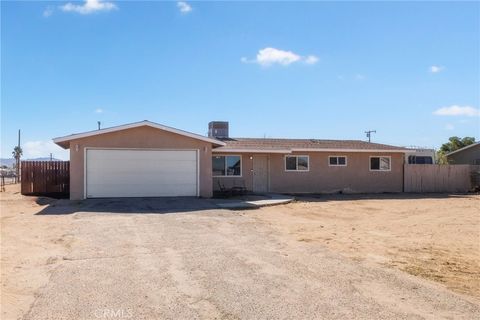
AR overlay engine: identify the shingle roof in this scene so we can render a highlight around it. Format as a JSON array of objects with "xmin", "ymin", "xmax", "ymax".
[
  {"xmin": 446, "ymin": 142, "xmax": 480, "ymax": 156},
  {"xmin": 213, "ymin": 138, "xmax": 409, "ymax": 153}
]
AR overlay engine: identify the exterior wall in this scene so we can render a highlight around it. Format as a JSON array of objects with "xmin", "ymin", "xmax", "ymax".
[
  {"xmin": 214, "ymin": 152, "xmax": 405, "ymax": 194},
  {"xmin": 69, "ymin": 126, "xmax": 213, "ymax": 200},
  {"xmin": 447, "ymin": 145, "xmax": 480, "ymax": 165}
]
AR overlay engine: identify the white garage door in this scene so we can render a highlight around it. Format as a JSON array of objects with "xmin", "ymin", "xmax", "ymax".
[{"xmin": 86, "ymin": 149, "xmax": 198, "ymax": 198}]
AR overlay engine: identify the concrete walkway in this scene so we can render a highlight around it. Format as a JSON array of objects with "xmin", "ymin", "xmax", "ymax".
[{"xmin": 213, "ymin": 194, "xmax": 294, "ymax": 209}]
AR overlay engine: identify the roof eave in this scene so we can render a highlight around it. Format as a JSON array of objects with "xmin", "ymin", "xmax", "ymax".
[
  {"xmin": 213, "ymin": 148, "xmax": 410, "ymax": 153},
  {"xmin": 290, "ymin": 148, "xmax": 410, "ymax": 153},
  {"xmin": 212, "ymin": 148, "xmax": 292, "ymax": 154},
  {"xmin": 446, "ymin": 142, "xmax": 479, "ymax": 157},
  {"xmin": 52, "ymin": 120, "xmax": 226, "ymax": 149}
]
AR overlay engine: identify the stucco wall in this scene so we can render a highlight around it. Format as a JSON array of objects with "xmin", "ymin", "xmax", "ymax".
[
  {"xmin": 68, "ymin": 126, "xmax": 213, "ymax": 200},
  {"xmin": 214, "ymin": 152, "xmax": 404, "ymax": 194},
  {"xmin": 447, "ymin": 144, "xmax": 480, "ymax": 165}
]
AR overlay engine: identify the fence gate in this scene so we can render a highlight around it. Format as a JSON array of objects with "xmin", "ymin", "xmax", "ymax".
[{"xmin": 21, "ymin": 161, "xmax": 70, "ymax": 197}]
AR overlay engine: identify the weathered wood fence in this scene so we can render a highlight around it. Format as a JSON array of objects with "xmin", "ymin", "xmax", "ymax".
[
  {"xmin": 21, "ymin": 161, "xmax": 70, "ymax": 197},
  {"xmin": 404, "ymin": 164, "xmax": 479, "ymax": 193}
]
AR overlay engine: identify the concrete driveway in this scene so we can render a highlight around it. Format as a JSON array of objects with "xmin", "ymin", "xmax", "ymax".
[{"xmin": 22, "ymin": 198, "xmax": 479, "ymax": 319}]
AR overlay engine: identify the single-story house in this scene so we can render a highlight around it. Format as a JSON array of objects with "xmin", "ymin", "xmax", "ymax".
[
  {"xmin": 446, "ymin": 142, "xmax": 480, "ymax": 165},
  {"xmin": 53, "ymin": 120, "xmax": 410, "ymax": 200}
]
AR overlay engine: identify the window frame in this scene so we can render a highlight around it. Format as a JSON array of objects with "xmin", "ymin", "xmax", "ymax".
[
  {"xmin": 284, "ymin": 155, "xmax": 310, "ymax": 172},
  {"xmin": 212, "ymin": 155, "xmax": 242, "ymax": 177},
  {"xmin": 369, "ymin": 156, "xmax": 392, "ymax": 172},
  {"xmin": 328, "ymin": 155, "xmax": 348, "ymax": 167}
]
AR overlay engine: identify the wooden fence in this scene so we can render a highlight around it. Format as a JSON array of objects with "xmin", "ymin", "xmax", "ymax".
[
  {"xmin": 21, "ymin": 161, "xmax": 69, "ymax": 197},
  {"xmin": 404, "ymin": 164, "xmax": 479, "ymax": 193}
]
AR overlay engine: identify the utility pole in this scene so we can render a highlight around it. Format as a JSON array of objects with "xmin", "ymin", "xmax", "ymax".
[
  {"xmin": 50, "ymin": 153, "xmax": 53, "ymax": 161},
  {"xmin": 365, "ymin": 130, "xmax": 376, "ymax": 143}
]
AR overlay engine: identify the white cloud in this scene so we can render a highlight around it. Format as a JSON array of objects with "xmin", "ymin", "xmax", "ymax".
[
  {"xmin": 242, "ymin": 47, "xmax": 318, "ymax": 67},
  {"xmin": 95, "ymin": 108, "xmax": 104, "ymax": 113},
  {"xmin": 354, "ymin": 74, "xmax": 366, "ymax": 80},
  {"xmin": 43, "ymin": 6, "xmax": 54, "ymax": 17},
  {"xmin": 305, "ymin": 55, "xmax": 319, "ymax": 65},
  {"xmin": 256, "ymin": 48, "xmax": 300, "ymax": 66},
  {"xmin": 429, "ymin": 65, "xmax": 445, "ymax": 73},
  {"xmin": 60, "ymin": 0, "xmax": 117, "ymax": 15},
  {"xmin": 433, "ymin": 105, "xmax": 480, "ymax": 117},
  {"xmin": 177, "ymin": 1, "xmax": 192, "ymax": 14},
  {"xmin": 445, "ymin": 123, "xmax": 455, "ymax": 130},
  {"xmin": 23, "ymin": 141, "xmax": 69, "ymax": 160}
]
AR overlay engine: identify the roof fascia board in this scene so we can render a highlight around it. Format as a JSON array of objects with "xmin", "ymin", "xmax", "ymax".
[
  {"xmin": 53, "ymin": 121, "xmax": 225, "ymax": 146},
  {"xmin": 212, "ymin": 148, "xmax": 409, "ymax": 153},
  {"xmin": 291, "ymin": 148, "xmax": 410, "ymax": 153},
  {"xmin": 212, "ymin": 148, "xmax": 292, "ymax": 154}
]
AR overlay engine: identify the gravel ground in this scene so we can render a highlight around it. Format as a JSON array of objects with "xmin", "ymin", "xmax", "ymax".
[
  {"xmin": 23, "ymin": 205, "xmax": 480, "ymax": 319},
  {"xmin": 2, "ymin": 186, "xmax": 479, "ymax": 319}
]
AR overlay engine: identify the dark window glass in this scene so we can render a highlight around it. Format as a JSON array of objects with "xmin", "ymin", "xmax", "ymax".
[
  {"xmin": 329, "ymin": 157, "xmax": 338, "ymax": 165},
  {"xmin": 380, "ymin": 157, "xmax": 390, "ymax": 170},
  {"xmin": 226, "ymin": 156, "xmax": 241, "ymax": 176},
  {"xmin": 212, "ymin": 156, "xmax": 241, "ymax": 176},
  {"xmin": 212, "ymin": 156, "xmax": 225, "ymax": 176},
  {"xmin": 297, "ymin": 156, "xmax": 309, "ymax": 170},
  {"xmin": 370, "ymin": 157, "xmax": 380, "ymax": 170},
  {"xmin": 338, "ymin": 157, "xmax": 346, "ymax": 165},
  {"xmin": 415, "ymin": 156, "xmax": 433, "ymax": 164},
  {"xmin": 286, "ymin": 156, "xmax": 297, "ymax": 170}
]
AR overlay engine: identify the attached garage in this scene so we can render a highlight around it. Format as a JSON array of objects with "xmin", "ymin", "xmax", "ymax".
[
  {"xmin": 53, "ymin": 121, "xmax": 225, "ymax": 200},
  {"xmin": 86, "ymin": 149, "xmax": 198, "ymax": 198}
]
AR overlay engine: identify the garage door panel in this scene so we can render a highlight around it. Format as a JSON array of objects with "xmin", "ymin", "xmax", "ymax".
[
  {"xmin": 88, "ymin": 184, "xmax": 196, "ymax": 198},
  {"xmin": 86, "ymin": 149, "xmax": 198, "ymax": 198},
  {"xmin": 90, "ymin": 174, "xmax": 197, "ymax": 186}
]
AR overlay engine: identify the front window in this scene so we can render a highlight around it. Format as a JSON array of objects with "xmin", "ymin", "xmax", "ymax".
[
  {"xmin": 285, "ymin": 156, "xmax": 309, "ymax": 171},
  {"xmin": 329, "ymin": 156, "xmax": 347, "ymax": 166},
  {"xmin": 212, "ymin": 156, "xmax": 241, "ymax": 176},
  {"xmin": 370, "ymin": 156, "xmax": 391, "ymax": 171}
]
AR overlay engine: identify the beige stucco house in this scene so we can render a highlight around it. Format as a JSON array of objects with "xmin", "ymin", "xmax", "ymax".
[
  {"xmin": 446, "ymin": 142, "xmax": 480, "ymax": 165},
  {"xmin": 53, "ymin": 120, "xmax": 409, "ymax": 200}
]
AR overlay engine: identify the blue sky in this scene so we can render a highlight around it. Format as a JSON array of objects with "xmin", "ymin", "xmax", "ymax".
[{"xmin": 2, "ymin": 0, "xmax": 479, "ymax": 160}]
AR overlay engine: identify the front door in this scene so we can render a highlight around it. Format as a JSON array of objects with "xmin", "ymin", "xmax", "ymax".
[{"xmin": 253, "ymin": 155, "xmax": 268, "ymax": 193}]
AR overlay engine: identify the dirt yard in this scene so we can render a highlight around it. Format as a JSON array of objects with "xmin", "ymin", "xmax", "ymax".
[
  {"xmin": 251, "ymin": 194, "xmax": 480, "ymax": 299},
  {"xmin": 1, "ymin": 185, "xmax": 479, "ymax": 319},
  {"xmin": 0, "ymin": 185, "xmax": 73, "ymax": 320}
]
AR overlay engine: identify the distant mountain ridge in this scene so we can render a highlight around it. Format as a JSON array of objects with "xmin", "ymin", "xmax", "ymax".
[
  {"xmin": 0, "ymin": 157, "xmax": 63, "ymax": 167},
  {"xmin": 0, "ymin": 158, "xmax": 15, "ymax": 167}
]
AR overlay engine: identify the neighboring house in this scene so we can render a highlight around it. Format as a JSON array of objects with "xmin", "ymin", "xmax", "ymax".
[
  {"xmin": 53, "ymin": 120, "xmax": 410, "ymax": 200},
  {"xmin": 446, "ymin": 142, "xmax": 480, "ymax": 165}
]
